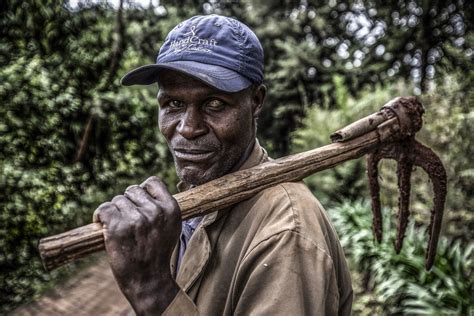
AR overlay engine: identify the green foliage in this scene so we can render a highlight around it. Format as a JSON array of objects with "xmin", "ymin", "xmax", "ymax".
[
  {"xmin": 418, "ymin": 72, "xmax": 474, "ymax": 240},
  {"xmin": 0, "ymin": 1, "xmax": 178, "ymax": 312},
  {"xmin": 328, "ymin": 200, "xmax": 473, "ymax": 315}
]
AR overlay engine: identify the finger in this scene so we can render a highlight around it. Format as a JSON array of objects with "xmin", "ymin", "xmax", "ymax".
[
  {"xmin": 141, "ymin": 176, "xmax": 173, "ymax": 202},
  {"xmin": 112, "ymin": 194, "xmax": 136, "ymax": 211},
  {"xmin": 141, "ymin": 177, "xmax": 181, "ymax": 220},
  {"xmin": 124, "ymin": 185, "xmax": 160, "ymax": 222},
  {"xmin": 111, "ymin": 195, "xmax": 145, "ymax": 225},
  {"xmin": 92, "ymin": 204, "xmax": 102, "ymax": 223},
  {"xmin": 92, "ymin": 202, "xmax": 119, "ymax": 226},
  {"xmin": 124, "ymin": 185, "xmax": 154, "ymax": 208}
]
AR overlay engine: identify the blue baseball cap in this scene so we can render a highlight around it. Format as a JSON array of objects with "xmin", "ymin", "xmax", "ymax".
[{"xmin": 121, "ymin": 15, "xmax": 264, "ymax": 92}]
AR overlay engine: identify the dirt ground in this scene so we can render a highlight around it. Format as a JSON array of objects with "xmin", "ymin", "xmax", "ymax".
[{"xmin": 11, "ymin": 258, "xmax": 134, "ymax": 316}]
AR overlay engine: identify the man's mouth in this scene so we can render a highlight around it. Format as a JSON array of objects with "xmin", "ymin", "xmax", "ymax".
[{"xmin": 173, "ymin": 148, "xmax": 216, "ymax": 162}]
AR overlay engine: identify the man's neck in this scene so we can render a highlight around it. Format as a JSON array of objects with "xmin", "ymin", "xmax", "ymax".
[{"xmin": 229, "ymin": 138, "xmax": 256, "ymax": 173}]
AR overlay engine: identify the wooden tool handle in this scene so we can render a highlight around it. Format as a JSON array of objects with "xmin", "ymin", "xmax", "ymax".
[{"xmin": 39, "ymin": 97, "xmax": 420, "ymax": 271}]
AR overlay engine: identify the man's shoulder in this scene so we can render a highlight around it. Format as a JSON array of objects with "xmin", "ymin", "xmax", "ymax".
[
  {"xmin": 253, "ymin": 181, "xmax": 325, "ymax": 222},
  {"xmin": 234, "ymin": 181, "xmax": 336, "ymax": 250},
  {"xmin": 244, "ymin": 182, "xmax": 352, "ymax": 291},
  {"xmin": 258, "ymin": 181, "xmax": 321, "ymax": 212}
]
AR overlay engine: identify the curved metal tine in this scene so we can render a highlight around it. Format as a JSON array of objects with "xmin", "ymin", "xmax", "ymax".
[
  {"xmin": 367, "ymin": 151, "xmax": 383, "ymax": 243},
  {"xmin": 412, "ymin": 140, "xmax": 448, "ymax": 270},
  {"xmin": 395, "ymin": 150, "xmax": 413, "ymax": 253}
]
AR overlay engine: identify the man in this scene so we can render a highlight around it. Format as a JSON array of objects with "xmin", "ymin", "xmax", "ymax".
[{"xmin": 94, "ymin": 14, "xmax": 353, "ymax": 315}]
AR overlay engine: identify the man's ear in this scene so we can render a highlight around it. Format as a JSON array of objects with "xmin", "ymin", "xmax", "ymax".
[{"xmin": 252, "ymin": 84, "xmax": 267, "ymax": 118}]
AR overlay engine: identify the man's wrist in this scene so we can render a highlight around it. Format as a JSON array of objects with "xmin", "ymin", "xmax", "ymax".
[{"xmin": 129, "ymin": 276, "xmax": 180, "ymax": 316}]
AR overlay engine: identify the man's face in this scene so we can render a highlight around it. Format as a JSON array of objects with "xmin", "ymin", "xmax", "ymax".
[{"xmin": 157, "ymin": 69, "xmax": 264, "ymax": 186}]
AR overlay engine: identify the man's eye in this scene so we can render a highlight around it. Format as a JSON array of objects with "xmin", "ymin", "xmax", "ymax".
[
  {"xmin": 205, "ymin": 99, "xmax": 225, "ymax": 111},
  {"xmin": 168, "ymin": 100, "xmax": 185, "ymax": 109}
]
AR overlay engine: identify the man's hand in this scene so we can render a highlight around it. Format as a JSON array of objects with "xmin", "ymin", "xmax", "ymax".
[{"xmin": 93, "ymin": 176, "xmax": 181, "ymax": 315}]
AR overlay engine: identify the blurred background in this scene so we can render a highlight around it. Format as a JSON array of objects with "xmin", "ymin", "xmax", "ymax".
[{"xmin": 1, "ymin": 0, "xmax": 472, "ymax": 314}]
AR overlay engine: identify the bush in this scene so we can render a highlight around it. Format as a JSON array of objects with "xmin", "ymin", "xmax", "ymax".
[
  {"xmin": 328, "ymin": 200, "xmax": 473, "ymax": 315},
  {"xmin": 0, "ymin": 56, "xmax": 175, "ymax": 313},
  {"xmin": 0, "ymin": 4, "xmax": 177, "ymax": 312}
]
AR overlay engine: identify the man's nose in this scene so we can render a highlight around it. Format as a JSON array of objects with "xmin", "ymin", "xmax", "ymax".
[{"xmin": 176, "ymin": 105, "xmax": 208, "ymax": 139}]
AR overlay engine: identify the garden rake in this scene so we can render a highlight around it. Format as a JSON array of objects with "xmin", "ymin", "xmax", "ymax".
[{"xmin": 38, "ymin": 96, "xmax": 447, "ymax": 271}]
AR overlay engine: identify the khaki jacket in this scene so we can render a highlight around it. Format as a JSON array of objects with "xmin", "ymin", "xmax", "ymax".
[{"xmin": 164, "ymin": 141, "xmax": 353, "ymax": 315}]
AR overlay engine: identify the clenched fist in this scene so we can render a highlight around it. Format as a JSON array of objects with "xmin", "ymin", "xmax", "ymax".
[{"xmin": 93, "ymin": 176, "xmax": 181, "ymax": 315}]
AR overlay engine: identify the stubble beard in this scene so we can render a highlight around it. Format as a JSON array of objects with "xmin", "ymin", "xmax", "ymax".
[{"xmin": 169, "ymin": 141, "xmax": 241, "ymax": 187}]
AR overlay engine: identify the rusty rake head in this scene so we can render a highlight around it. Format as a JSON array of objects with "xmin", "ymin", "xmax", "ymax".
[{"xmin": 366, "ymin": 97, "xmax": 447, "ymax": 270}]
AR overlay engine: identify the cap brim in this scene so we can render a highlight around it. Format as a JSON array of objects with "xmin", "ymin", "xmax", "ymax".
[{"xmin": 120, "ymin": 61, "xmax": 252, "ymax": 93}]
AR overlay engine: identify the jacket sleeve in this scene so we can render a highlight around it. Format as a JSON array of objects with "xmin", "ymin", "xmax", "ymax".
[
  {"xmin": 162, "ymin": 288, "xmax": 199, "ymax": 316},
  {"xmin": 231, "ymin": 229, "xmax": 346, "ymax": 316}
]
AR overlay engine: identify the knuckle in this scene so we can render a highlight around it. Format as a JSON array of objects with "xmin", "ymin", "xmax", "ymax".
[
  {"xmin": 112, "ymin": 194, "xmax": 125, "ymax": 202},
  {"xmin": 96, "ymin": 201, "xmax": 113, "ymax": 212},
  {"xmin": 112, "ymin": 195, "xmax": 129, "ymax": 206},
  {"xmin": 143, "ymin": 176, "xmax": 161, "ymax": 187},
  {"xmin": 93, "ymin": 202, "xmax": 115, "ymax": 219},
  {"xmin": 161, "ymin": 197, "xmax": 179, "ymax": 213},
  {"xmin": 146, "ymin": 176, "xmax": 165, "ymax": 189},
  {"xmin": 125, "ymin": 184, "xmax": 140, "ymax": 194},
  {"xmin": 99, "ymin": 201, "xmax": 111, "ymax": 209},
  {"xmin": 147, "ymin": 175, "xmax": 162, "ymax": 183},
  {"xmin": 143, "ymin": 182, "xmax": 153, "ymax": 191},
  {"xmin": 166, "ymin": 202, "xmax": 179, "ymax": 215}
]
